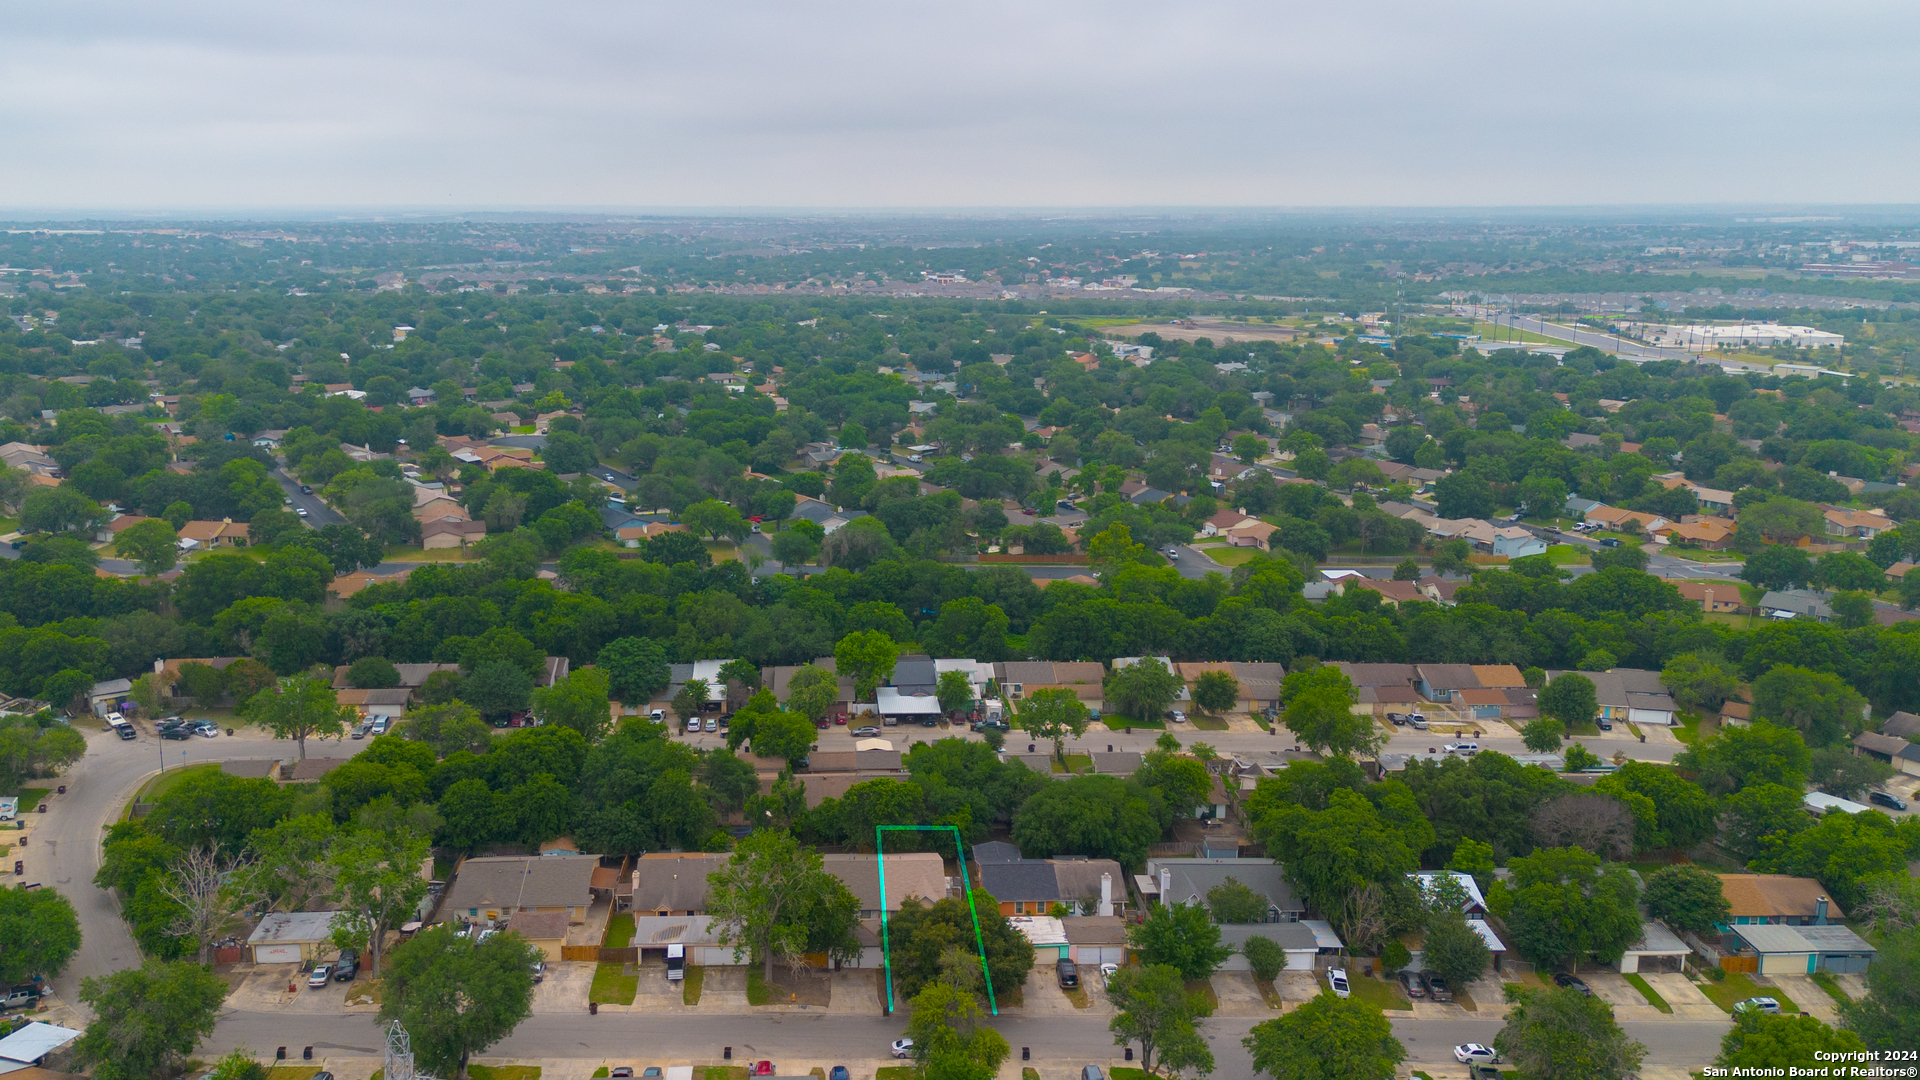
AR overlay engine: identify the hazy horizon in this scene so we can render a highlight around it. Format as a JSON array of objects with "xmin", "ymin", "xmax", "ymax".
[{"xmin": 7, "ymin": 0, "xmax": 1917, "ymax": 210}]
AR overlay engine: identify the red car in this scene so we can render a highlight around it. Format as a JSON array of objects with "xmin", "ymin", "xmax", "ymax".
[{"xmin": 750, "ymin": 1063, "xmax": 774, "ymax": 1077}]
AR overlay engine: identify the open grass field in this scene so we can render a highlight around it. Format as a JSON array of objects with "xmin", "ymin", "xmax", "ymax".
[
  {"xmin": 1203, "ymin": 547, "xmax": 1260, "ymax": 567},
  {"xmin": 134, "ymin": 762, "xmax": 220, "ymax": 807}
]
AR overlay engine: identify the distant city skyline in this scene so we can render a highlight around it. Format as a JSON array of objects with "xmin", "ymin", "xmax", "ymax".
[{"xmin": 4, "ymin": 0, "xmax": 1916, "ymax": 210}]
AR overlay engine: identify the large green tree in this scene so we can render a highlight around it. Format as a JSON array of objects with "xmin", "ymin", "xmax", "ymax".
[
  {"xmin": 1105, "ymin": 657, "xmax": 1184, "ymax": 726},
  {"xmin": 330, "ymin": 827, "xmax": 431, "ymax": 977},
  {"xmin": 1107, "ymin": 963, "xmax": 1215, "ymax": 1077},
  {"xmin": 705, "ymin": 829, "xmax": 861, "ymax": 982},
  {"xmin": 247, "ymin": 676, "xmax": 353, "ymax": 760},
  {"xmin": 379, "ymin": 925, "xmax": 538, "ymax": 1080},
  {"xmin": 1013, "ymin": 686, "xmax": 1090, "ymax": 763},
  {"xmin": 596, "ymin": 636, "xmax": 670, "ymax": 705},
  {"xmin": 531, "ymin": 666, "xmax": 612, "ymax": 742},
  {"xmin": 885, "ymin": 892, "xmax": 1034, "ymax": 1002},
  {"xmin": 1641, "ymin": 865, "xmax": 1731, "ymax": 934},
  {"xmin": 1495, "ymin": 847, "xmax": 1642, "ymax": 972},
  {"xmin": 1243, "ymin": 993, "xmax": 1404, "ymax": 1080},
  {"xmin": 1716, "ymin": 1011, "xmax": 1866, "ymax": 1072},
  {"xmin": 1280, "ymin": 666, "xmax": 1380, "ymax": 758},
  {"xmin": 74, "ymin": 960, "xmax": 228, "ymax": 1080},
  {"xmin": 1010, "ymin": 774, "xmax": 1164, "ymax": 866},
  {"xmin": 1129, "ymin": 900, "xmax": 1232, "ymax": 981},
  {"xmin": 1838, "ymin": 929, "xmax": 1920, "ymax": 1051},
  {"xmin": 0, "ymin": 884, "xmax": 81, "ymax": 983},
  {"xmin": 834, "ymin": 629, "xmax": 900, "ymax": 701},
  {"xmin": 1537, "ymin": 673, "xmax": 1598, "ymax": 728},
  {"xmin": 1494, "ymin": 985, "xmax": 1645, "ymax": 1080}
]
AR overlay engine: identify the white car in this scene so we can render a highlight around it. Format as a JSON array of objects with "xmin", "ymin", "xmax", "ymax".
[
  {"xmin": 1171, "ymin": 710, "xmax": 1187, "ymax": 724},
  {"xmin": 297, "ymin": 508, "xmax": 309, "ymax": 517},
  {"xmin": 1443, "ymin": 742, "xmax": 1479, "ymax": 756},
  {"xmin": 106, "ymin": 711, "xmax": 124, "ymax": 726},
  {"xmin": 889, "ymin": 1039, "xmax": 914, "ymax": 1060},
  {"xmin": 1327, "ymin": 969, "xmax": 1350, "ymax": 998},
  {"xmin": 1099, "ymin": 962, "xmax": 1119, "ymax": 977},
  {"xmin": 1454, "ymin": 1045, "xmax": 1498, "ymax": 1065}
]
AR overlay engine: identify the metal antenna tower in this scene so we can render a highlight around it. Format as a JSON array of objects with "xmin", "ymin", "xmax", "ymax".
[{"xmin": 385, "ymin": 1020, "xmax": 440, "ymax": 1080}]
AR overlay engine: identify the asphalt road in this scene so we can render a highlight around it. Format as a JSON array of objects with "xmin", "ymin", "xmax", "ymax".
[
  {"xmin": 42, "ymin": 725, "xmax": 320, "ymax": 1011},
  {"xmin": 198, "ymin": 1006, "xmax": 1730, "ymax": 1073},
  {"xmin": 270, "ymin": 465, "xmax": 346, "ymax": 527}
]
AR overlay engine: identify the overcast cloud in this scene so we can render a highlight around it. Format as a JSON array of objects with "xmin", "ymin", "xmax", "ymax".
[{"xmin": 2, "ymin": 0, "xmax": 1915, "ymax": 210}]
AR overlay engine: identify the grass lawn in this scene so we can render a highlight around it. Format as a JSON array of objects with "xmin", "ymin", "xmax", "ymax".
[
  {"xmin": 593, "ymin": 1070, "xmax": 610, "ymax": 1078},
  {"xmin": 1705, "ymin": 611, "xmax": 1763, "ymax": 629},
  {"xmin": 511, "ymin": 425, "xmax": 537, "ymax": 434},
  {"xmin": 1345, "ymin": 973, "xmax": 1412, "ymax": 1011},
  {"xmin": 1453, "ymin": 989, "xmax": 1477, "ymax": 1012},
  {"xmin": 695, "ymin": 1070, "xmax": 746, "ymax": 1080},
  {"xmin": 270, "ymin": 1068, "xmax": 320, "ymax": 1080},
  {"xmin": 11, "ymin": 790, "xmax": 46, "ymax": 814},
  {"xmin": 876, "ymin": 1069, "xmax": 917, "ymax": 1080},
  {"xmin": 704, "ymin": 540, "xmax": 741, "ymax": 563},
  {"xmin": 344, "ymin": 979, "xmax": 382, "ymax": 1006},
  {"xmin": 1112, "ymin": 1070, "xmax": 1150, "ymax": 1080},
  {"xmin": 746, "ymin": 967, "xmax": 771, "ymax": 1006},
  {"xmin": 603, "ymin": 912, "xmax": 635, "ymax": 949},
  {"xmin": 1023, "ymin": 1070, "xmax": 1040, "ymax": 1080},
  {"xmin": 1051, "ymin": 754, "xmax": 1092, "ymax": 774},
  {"xmin": 1062, "ymin": 985, "xmax": 1090, "ymax": 1009},
  {"xmin": 1254, "ymin": 978, "xmax": 1283, "ymax": 1009},
  {"xmin": 1188, "ymin": 713, "xmax": 1229, "ymax": 731},
  {"xmin": 468, "ymin": 1069, "xmax": 540, "ymax": 1080},
  {"xmin": 1203, "ymin": 547, "xmax": 1259, "ymax": 567},
  {"xmin": 1700, "ymin": 972, "xmax": 1798, "ymax": 1014},
  {"xmin": 1507, "ymin": 970, "xmax": 1551, "ymax": 992},
  {"xmin": 1810, "ymin": 971, "xmax": 1851, "ymax": 1007},
  {"xmin": 1661, "ymin": 547, "xmax": 1742, "ymax": 563},
  {"xmin": 133, "ymin": 762, "xmax": 220, "ymax": 808},
  {"xmin": 683, "ymin": 965, "xmax": 704, "ymax": 1005},
  {"xmin": 588, "ymin": 962, "xmax": 638, "ymax": 1006},
  {"xmin": 1624, "ymin": 973, "xmax": 1673, "ymax": 1013},
  {"xmin": 1102, "ymin": 717, "xmax": 1163, "ymax": 730},
  {"xmin": 1544, "ymin": 544, "xmax": 1591, "ymax": 566}
]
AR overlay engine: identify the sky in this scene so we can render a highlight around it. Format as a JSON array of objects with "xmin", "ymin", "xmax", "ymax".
[{"xmin": 4, "ymin": 0, "xmax": 1917, "ymax": 211}]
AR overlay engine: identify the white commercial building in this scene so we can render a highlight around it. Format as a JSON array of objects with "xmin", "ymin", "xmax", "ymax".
[{"xmin": 1654, "ymin": 324, "xmax": 1844, "ymax": 351}]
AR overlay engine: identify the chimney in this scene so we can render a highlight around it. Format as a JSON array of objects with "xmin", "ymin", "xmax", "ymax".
[
  {"xmin": 1158, "ymin": 866, "xmax": 1172, "ymax": 901},
  {"xmin": 153, "ymin": 657, "xmax": 164, "ymax": 674},
  {"xmin": 1099, "ymin": 873, "xmax": 1113, "ymax": 918},
  {"xmin": 1815, "ymin": 896, "xmax": 1829, "ymax": 925}
]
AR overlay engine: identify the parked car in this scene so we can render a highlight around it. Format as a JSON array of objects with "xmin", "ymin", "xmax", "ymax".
[
  {"xmin": 1454, "ymin": 1044, "xmax": 1499, "ymax": 1065},
  {"xmin": 1596, "ymin": 716, "xmax": 1613, "ymax": 731},
  {"xmin": 1734, "ymin": 997, "xmax": 1782, "ymax": 1014},
  {"xmin": 116, "ymin": 724, "xmax": 137, "ymax": 741},
  {"xmin": 1398, "ymin": 970, "xmax": 1426, "ymax": 999},
  {"xmin": 1868, "ymin": 790, "xmax": 1909, "ymax": 811},
  {"xmin": 352, "ymin": 720, "xmax": 372, "ymax": 739},
  {"xmin": 649, "ymin": 709, "xmax": 665, "ymax": 721},
  {"xmin": 1082, "ymin": 1069, "xmax": 1106, "ymax": 1080},
  {"xmin": 160, "ymin": 725, "xmax": 193, "ymax": 740},
  {"xmin": 890, "ymin": 1039, "xmax": 914, "ymax": 1060},
  {"xmin": 641, "ymin": 1070, "xmax": 661, "ymax": 1078},
  {"xmin": 1426, "ymin": 973, "xmax": 1452, "ymax": 1002},
  {"xmin": 1170, "ymin": 710, "xmax": 1187, "ymax": 723},
  {"xmin": 1057, "ymin": 959, "xmax": 1080, "ymax": 989},
  {"xmin": 610, "ymin": 1068, "xmax": 632, "ymax": 1078},
  {"xmin": 0, "ymin": 987, "xmax": 39, "ymax": 1011},
  {"xmin": 1099, "ymin": 962, "xmax": 1119, "ymax": 978},
  {"xmin": 370, "ymin": 717, "xmax": 389, "ymax": 735},
  {"xmin": 307, "ymin": 965, "xmax": 332, "ymax": 987},
  {"xmin": 852, "ymin": 726, "xmax": 881, "ymax": 737},
  {"xmin": 1327, "ymin": 969, "xmax": 1350, "ymax": 998},
  {"xmin": 333, "ymin": 950, "xmax": 358, "ymax": 981},
  {"xmin": 1386, "ymin": 712, "xmax": 1404, "ymax": 726},
  {"xmin": 829, "ymin": 1069, "xmax": 849, "ymax": 1080},
  {"xmin": 530, "ymin": 961, "xmax": 546, "ymax": 983},
  {"xmin": 749, "ymin": 1063, "xmax": 774, "ymax": 1077},
  {"xmin": 1442, "ymin": 742, "xmax": 1479, "ymax": 756},
  {"xmin": 1408, "ymin": 715, "xmax": 1429, "ymax": 730},
  {"xmin": 1552, "ymin": 973, "xmax": 1591, "ymax": 996},
  {"xmin": 193, "ymin": 721, "xmax": 219, "ymax": 738}
]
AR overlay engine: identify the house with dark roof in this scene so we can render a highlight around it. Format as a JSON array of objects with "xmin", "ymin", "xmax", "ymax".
[
  {"xmin": 1879, "ymin": 711, "xmax": 1920, "ymax": 740},
  {"xmin": 1854, "ymin": 732, "xmax": 1920, "ymax": 777},
  {"xmin": 1414, "ymin": 664, "xmax": 1482, "ymax": 703},
  {"xmin": 625, "ymin": 852, "xmax": 729, "ymax": 915},
  {"xmin": 971, "ymin": 846, "xmax": 1124, "ymax": 917},
  {"xmin": 443, "ymin": 854, "xmax": 599, "ymax": 927},
  {"xmin": 1137, "ymin": 858, "xmax": 1304, "ymax": 923}
]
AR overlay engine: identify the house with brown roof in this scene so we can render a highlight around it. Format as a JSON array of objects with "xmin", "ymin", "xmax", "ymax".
[
  {"xmin": 422, "ymin": 517, "xmax": 487, "ymax": 549},
  {"xmin": 1345, "ymin": 579, "xmax": 1424, "ymax": 606},
  {"xmin": 616, "ymin": 521, "xmax": 686, "ymax": 547},
  {"xmin": 1657, "ymin": 518, "xmax": 1736, "ymax": 551},
  {"xmin": 1417, "ymin": 576, "xmax": 1462, "ymax": 605},
  {"xmin": 1676, "ymin": 581, "xmax": 1744, "ymax": 613},
  {"xmin": 327, "ymin": 566, "xmax": 417, "ymax": 600},
  {"xmin": 1824, "ymin": 507, "xmax": 1892, "ymax": 540},
  {"xmin": 178, "ymin": 519, "xmax": 249, "ymax": 549},
  {"xmin": 995, "ymin": 661, "xmax": 1104, "ymax": 708},
  {"xmin": 335, "ymin": 688, "xmax": 412, "ymax": 720},
  {"xmin": 1584, "ymin": 505, "xmax": 1669, "ymax": 534},
  {"xmin": 1199, "ymin": 509, "xmax": 1253, "ymax": 538},
  {"xmin": 1223, "ymin": 518, "xmax": 1278, "ymax": 550},
  {"xmin": 625, "ymin": 852, "xmax": 730, "ymax": 915},
  {"xmin": 823, "ymin": 853, "xmax": 950, "ymax": 919},
  {"xmin": 1717, "ymin": 874, "xmax": 1844, "ymax": 927},
  {"xmin": 504, "ymin": 910, "xmax": 571, "ymax": 960},
  {"xmin": 1887, "ymin": 561, "xmax": 1917, "ymax": 581}
]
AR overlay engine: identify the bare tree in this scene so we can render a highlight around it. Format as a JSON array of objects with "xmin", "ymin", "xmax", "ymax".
[
  {"xmin": 1531, "ymin": 793, "xmax": 1637, "ymax": 860},
  {"xmin": 159, "ymin": 844, "xmax": 261, "ymax": 964},
  {"xmin": 1339, "ymin": 882, "xmax": 1394, "ymax": 958}
]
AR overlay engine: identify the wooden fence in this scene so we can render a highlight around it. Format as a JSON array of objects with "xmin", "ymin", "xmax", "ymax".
[
  {"xmin": 1720, "ymin": 955, "xmax": 1758, "ymax": 973},
  {"xmin": 560, "ymin": 945, "xmax": 603, "ymax": 963}
]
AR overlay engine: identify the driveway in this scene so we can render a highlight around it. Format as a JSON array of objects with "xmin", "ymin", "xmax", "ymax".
[{"xmin": 531, "ymin": 961, "xmax": 594, "ymax": 1014}]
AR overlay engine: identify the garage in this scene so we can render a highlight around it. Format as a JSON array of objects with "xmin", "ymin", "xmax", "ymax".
[
  {"xmin": 247, "ymin": 911, "xmax": 343, "ymax": 964},
  {"xmin": 1064, "ymin": 916, "xmax": 1126, "ymax": 968},
  {"xmin": 1217, "ymin": 922, "xmax": 1320, "ymax": 972},
  {"xmin": 253, "ymin": 944, "xmax": 303, "ymax": 965}
]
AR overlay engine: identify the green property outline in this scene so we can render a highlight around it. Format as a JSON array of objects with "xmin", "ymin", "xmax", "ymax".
[{"xmin": 876, "ymin": 824, "xmax": 997, "ymax": 1016}]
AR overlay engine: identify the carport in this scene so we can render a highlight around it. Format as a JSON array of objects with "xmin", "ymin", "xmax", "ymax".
[{"xmin": 1616, "ymin": 921, "xmax": 1689, "ymax": 974}]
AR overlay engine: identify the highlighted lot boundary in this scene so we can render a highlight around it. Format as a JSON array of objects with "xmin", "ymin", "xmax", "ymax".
[{"xmin": 876, "ymin": 824, "xmax": 997, "ymax": 1016}]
